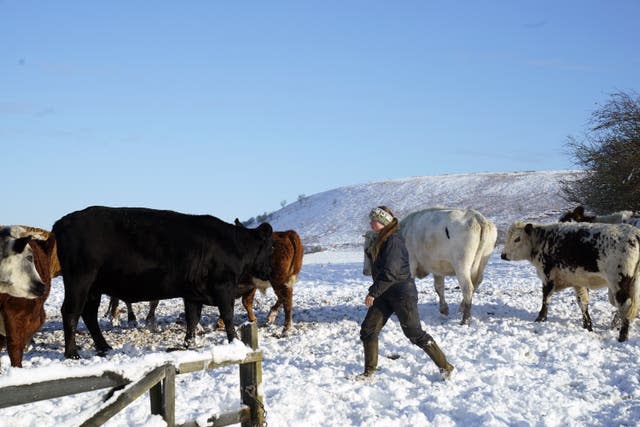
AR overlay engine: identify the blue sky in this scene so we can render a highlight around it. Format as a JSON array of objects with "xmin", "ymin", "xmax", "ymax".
[{"xmin": 2, "ymin": 1, "xmax": 638, "ymax": 229}]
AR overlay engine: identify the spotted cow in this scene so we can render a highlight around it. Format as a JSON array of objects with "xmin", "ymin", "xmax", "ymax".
[
  {"xmin": 0, "ymin": 231, "xmax": 55, "ymax": 367},
  {"xmin": 363, "ymin": 208, "xmax": 497, "ymax": 324},
  {"xmin": 501, "ymin": 221, "xmax": 640, "ymax": 342}
]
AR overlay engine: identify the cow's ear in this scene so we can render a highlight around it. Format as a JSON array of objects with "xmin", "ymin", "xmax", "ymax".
[
  {"xmin": 234, "ymin": 218, "xmax": 245, "ymax": 227},
  {"xmin": 12, "ymin": 236, "xmax": 32, "ymax": 253},
  {"xmin": 524, "ymin": 223, "xmax": 533, "ymax": 235},
  {"xmin": 258, "ymin": 222, "xmax": 273, "ymax": 238}
]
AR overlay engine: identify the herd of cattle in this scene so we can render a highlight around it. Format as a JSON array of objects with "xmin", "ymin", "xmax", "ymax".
[{"xmin": 0, "ymin": 204, "xmax": 639, "ymax": 369}]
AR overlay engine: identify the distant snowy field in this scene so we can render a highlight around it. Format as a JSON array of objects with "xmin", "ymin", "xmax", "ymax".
[{"xmin": 1, "ymin": 247, "xmax": 640, "ymax": 427}]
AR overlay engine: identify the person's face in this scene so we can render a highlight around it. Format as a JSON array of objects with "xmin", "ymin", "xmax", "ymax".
[{"xmin": 370, "ymin": 219, "xmax": 385, "ymax": 232}]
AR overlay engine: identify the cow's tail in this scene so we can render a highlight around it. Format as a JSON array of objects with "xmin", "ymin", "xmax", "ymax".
[
  {"xmin": 470, "ymin": 214, "xmax": 497, "ymax": 290},
  {"xmin": 285, "ymin": 231, "xmax": 304, "ymax": 289},
  {"xmin": 624, "ymin": 235, "xmax": 640, "ymax": 321}
]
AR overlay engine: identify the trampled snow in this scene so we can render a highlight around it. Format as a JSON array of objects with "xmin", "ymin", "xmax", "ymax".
[{"xmin": 1, "ymin": 170, "xmax": 639, "ymax": 426}]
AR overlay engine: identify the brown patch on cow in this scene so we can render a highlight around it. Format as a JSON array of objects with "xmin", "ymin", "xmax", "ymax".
[{"xmin": 0, "ymin": 233, "xmax": 55, "ymax": 367}]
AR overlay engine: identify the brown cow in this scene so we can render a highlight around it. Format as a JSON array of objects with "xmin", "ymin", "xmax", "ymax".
[
  {"xmin": 217, "ymin": 229, "xmax": 304, "ymax": 335},
  {"xmin": 0, "ymin": 233, "xmax": 55, "ymax": 367}
]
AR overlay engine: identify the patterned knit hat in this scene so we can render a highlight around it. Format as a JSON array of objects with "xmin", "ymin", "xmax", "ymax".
[{"xmin": 369, "ymin": 207, "xmax": 394, "ymax": 226}]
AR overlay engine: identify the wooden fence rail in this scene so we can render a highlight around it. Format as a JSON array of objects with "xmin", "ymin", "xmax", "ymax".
[{"xmin": 0, "ymin": 322, "xmax": 265, "ymax": 427}]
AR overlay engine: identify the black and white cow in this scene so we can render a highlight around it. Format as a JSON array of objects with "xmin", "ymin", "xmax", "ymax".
[
  {"xmin": 0, "ymin": 227, "xmax": 46, "ymax": 299},
  {"xmin": 363, "ymin": 208, "xmax": 497, "ymax": 325},
  {"xmin": 52, "ymin": 206, "xmax": 273, "ymax": 359},
  {"xmin": 501, "ymin": 221, "xmax": 640, "ymax": 342}
]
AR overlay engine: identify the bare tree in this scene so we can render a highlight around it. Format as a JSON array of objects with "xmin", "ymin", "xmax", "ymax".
[{"xmin": 561, "ymin": 91, "xmax": 640, "ymax": 213}]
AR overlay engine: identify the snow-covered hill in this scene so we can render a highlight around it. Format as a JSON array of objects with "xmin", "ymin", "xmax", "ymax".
[{"xmin": 258, "ymin": 170, "xmax": 582, "ymax": 250}]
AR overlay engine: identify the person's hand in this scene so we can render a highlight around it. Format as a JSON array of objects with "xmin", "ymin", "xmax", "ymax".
[{"xmin": 364, "ymin": 295, "xmax": 375, "ymax": 307}]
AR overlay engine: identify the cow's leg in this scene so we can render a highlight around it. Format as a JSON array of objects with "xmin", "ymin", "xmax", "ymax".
[
  {"xmin": 536, "ymin": 280, "xmax": 555, "ymax": 323},
  {"xmin": 619, "ymin": 317, "xmax": 630, "ymax": 342},
  {"xmin": 6, "ymin": 336, "xmax": 25, "ymax": 368},
  {"xmin": 125, "ymin": 302, "xmax": 138, "ymax": 327},
  {"xmin": 615, "ymin": 275, "xmax": 637, "ymax": 342},
  {"xmin": 607, "ymin": 288, "xmax": 622, "ymax": 328},
  {"xmin": 183, "ymin": 300, "xmax": 203, "ymax": 348},
  {"xmin": 62, "ymin": 273, "xmax": 96, "ymax": 359},
  {"xmin": 243, "ymin": 288, "xmax": 258, "ymax": 323},
  {"xmin": 433, "ymin": 275, "xmax": 449, "ymax": 316},
  {"xmin": 3, "ymin": 315, "xmax": 25, "ymax": 367},
  {"xmin": 456, "ymin": 270, "xmax": 475, "ymax": 325},
  {"xmin": 573, "ymin": 287, "xmax": 593, "ymax": 331},
  {"xmin": 82, "ymin": 294, "xmax": 112, "ymax": 356},
  {"xmin": 218, "ymin": 292, "xmax": 238, "ymax": 343},
  {"xmin": 269, "ymin": 284, "xmax": 293, "ymax": 333},
  {"xmin": 105, "ymin": 297, "xmax": 119, "ymax": 326},
  {"xmin": 146, "ymin": 300, "xmax": 159, "ymax": 331}
]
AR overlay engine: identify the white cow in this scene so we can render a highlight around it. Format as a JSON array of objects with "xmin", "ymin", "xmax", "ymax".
[
  {"xmin": 0, "ymin": 226, "xmax": 47, "ymax": 299},
  {"xmin": 363, "ymin": 208, "xmax": 497, "ymax": 325},
  {"xmin": 501, "ymin": 221, "xmax": 640, "ymax": 342}
]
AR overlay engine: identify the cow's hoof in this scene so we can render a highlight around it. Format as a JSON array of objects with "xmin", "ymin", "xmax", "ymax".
[
  {"xmin": 279, "ymin": 327, "xmax": 291, "ymax": 338},
  {"xmin": 65, "ymin": 352, "xmax": 81, "ymax": 360},
  {"xmin": 439, "ymin": 305, "xmax": 449, "ymax": 316}
]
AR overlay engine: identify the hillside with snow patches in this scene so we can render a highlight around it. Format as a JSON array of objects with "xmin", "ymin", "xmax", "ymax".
[{"xmin": 258, "ymin": 170, "xmax": 582, "ymax": 249}]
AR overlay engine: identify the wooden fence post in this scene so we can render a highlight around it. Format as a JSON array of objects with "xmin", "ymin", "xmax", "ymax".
[
  {"xmin": 239, "ymin": 322, "xmax": 264, "ymax": 427},
  {"xmin": 150, "ymin": 364, "xmax": 176, "ymax": 426}
]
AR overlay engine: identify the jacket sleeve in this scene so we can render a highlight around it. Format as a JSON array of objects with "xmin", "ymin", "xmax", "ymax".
[{"xmin": 367, "ymin": 236, "xmax": 406, "ymax": 298}]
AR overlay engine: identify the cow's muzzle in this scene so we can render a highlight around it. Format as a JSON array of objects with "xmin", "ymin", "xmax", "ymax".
[{"xmin": 30, "ymin": 280, "xmax": 46, "ymax": 297}]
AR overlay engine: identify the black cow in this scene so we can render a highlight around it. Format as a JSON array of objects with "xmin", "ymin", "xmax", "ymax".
[{"xmin": 52, "ymin": 206, "xmax": 273, "ymax": 359}]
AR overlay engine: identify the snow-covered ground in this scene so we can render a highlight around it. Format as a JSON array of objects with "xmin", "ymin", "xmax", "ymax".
[{"xmin": 1, "ymin": 247, "xmax": 639, "ymax": 426}]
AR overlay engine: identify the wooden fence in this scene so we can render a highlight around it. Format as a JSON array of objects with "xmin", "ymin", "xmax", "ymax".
[{"xmin": 0, "ymin": 322, "xmax": 265, "ymax": 427}]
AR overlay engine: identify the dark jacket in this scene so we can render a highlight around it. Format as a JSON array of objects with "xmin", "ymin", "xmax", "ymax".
[{"xmin": 367, "ymin": 232, "xmax": 417, "ymax": 298}]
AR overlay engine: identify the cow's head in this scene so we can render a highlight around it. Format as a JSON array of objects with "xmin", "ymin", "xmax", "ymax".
[
  {"xmin": 501, "ymin": 221, "xmax": 535, "ymax": 261},
  {"xmin": 248, "ymin": 222, "xmax": 274, "ymax": 281},
  {"xmin": 362, "ymin": 231, "xmax": 376, "ymax": 276},
  {"xmin": 0, "ymin": 227, "xmax": 46, "ymax": 298}
]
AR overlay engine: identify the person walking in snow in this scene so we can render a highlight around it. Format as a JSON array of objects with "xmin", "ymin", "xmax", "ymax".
[{"xmin": 359, "ymin": 205, "xmax": 454, "ymax": 380}]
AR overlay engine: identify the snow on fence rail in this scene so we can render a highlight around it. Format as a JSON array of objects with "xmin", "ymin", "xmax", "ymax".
[{"xmin": 0, "ymin": 322, "xmax": 265, "ymax": 427}]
